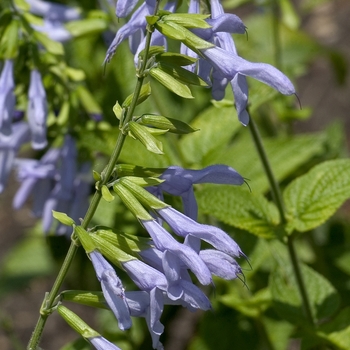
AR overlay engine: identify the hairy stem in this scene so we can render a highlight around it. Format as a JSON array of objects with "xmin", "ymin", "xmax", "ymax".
[
  {"xmin": 248, "ymin": 118, "xmax": 314, "ymax": 326},
  {"xmin": 27, "ymin": 2, "xmax": 160, "ymax": 349}
]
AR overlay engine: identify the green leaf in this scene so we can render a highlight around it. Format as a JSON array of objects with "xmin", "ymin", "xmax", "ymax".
[
  {"xmin": 157, "ymin": 62, "xmax": 208, "ymax": 86},
  {"xmin": 123, "ymin": 82, "xmax": 151, "ymax": 108},
  {"xmin": 0, "ymin": 226, "xmax": 54, "ymax": 295},
  {"xmin": 65, "ymin": 67, "xmax": 86, "ymax": 81},
  {"xmin": 262, "ymin": 316, "xmax": 295, "ymax": 350},
  {"xmin": 270, "ymin": 247, "xmax": 340, "ymax": 325},
  {"xmin": 75, "ymin": 226, "xmax": 96, "ymax": 253},
  {"xmin": 284, "ymin": 159, "xmax": 350, "ymax": 233},
  {"xmin": 101, "ymin": 185, "xmax": 115, "ymax": 202},
  {"xmin": 138, "ymin": 114, "xmax": 197, "ymax": 134},
  {"xmin": 146, "ymin": 15, "xmax": 159, "ymax": 25},
  {"xmin": 155, "ymin": 21, "xmax": 213, "ymax": 52},
  {"xmin": 120, "ymin": 175, "xmax": 164, "ymax": 187},
  {"xmin": 155, "ymin": 21, "xmax": 186, "ymax": 40},
  {"xmin": 33, "ymin": 31, "xmax": 64, "ymax": 56},
  {"xmin": 128, "ymin": 121, "xmax": 164, "ymax": 154},
  {"xmin": 318, "ymin": 307, "xmax": 350, "ymax": 350},
  {"xmin": 52, "ymin": 211, "xmax": 75, "ymax": 226},
  {"xmin": 220, "ymin": 286, "xmax": 271, "ymax": 318},
  {"xmin": 156, "ymin": 52, "xmax": 197, "ymax": 66},
  {"xmin": 149, "ymin": 67, "xmax": 193, "ymax": 99},
  {"xmin": 65, "ymin": 17, "xmax": 108, "ymax": 37},
  {"xmin": 179, "ymin": 104, "xmax": 241, "ymax": 165},
  {"xmin": 197, "ymin": 186, "xmax": 280, "ymax": 238},
  {"xmin": 113, "ymin": 101, "xmax": 123, "ymax": 120},
  {"xmin": 214, "ymin": 132, "xmax": 328, "ymax": 194},
  {"xmin": 163, "ymin": 13, "xmax": 211, "ymax": 29},
  {"xmin": 0, "ymin": 19, "xmax": 20, "ymax": 59},
  {"xmin": 75, "ymin": 85, "xmax": 102, "ymax": 114},
  {"xmin": 115, "ymin": 164, "xmax": 165, "ymax": 178}
]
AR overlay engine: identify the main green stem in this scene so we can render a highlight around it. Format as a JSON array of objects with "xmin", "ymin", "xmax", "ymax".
[
  {"xmin": 248, "ymin": 118, "xmax": 314, "ymax": 326},
  {"xmin": 27, "ymin": 4, "xmax": 159, "ymax": 349}
]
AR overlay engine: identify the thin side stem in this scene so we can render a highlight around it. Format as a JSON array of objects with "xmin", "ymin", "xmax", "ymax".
[
  {"xmin": 248, "ymin": 118, "xmax": 285, "ymax": 222},
  {"xmin": 27, "ymin": 2, "xmax": 161, "ymax": 349},
  {"xmin": 248, "ymin": 118, "xmax": 314, "ymax": 326}
]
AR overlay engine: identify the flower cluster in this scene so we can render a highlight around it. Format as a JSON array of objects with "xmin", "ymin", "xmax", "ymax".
[
  {"xmin": 105, "ymin": 0, "xmax": 295, "ymax": 125},
  {"xmin": 85, "ymin": 164, "xmax": 245, "ymax": 349},
  {"xmin": 13, "ymin": 136, "xmax": 92, "ymax": 235},
  {"xmin": 0, "ymin": 0, "xmax": 91, "ymax": 207}
]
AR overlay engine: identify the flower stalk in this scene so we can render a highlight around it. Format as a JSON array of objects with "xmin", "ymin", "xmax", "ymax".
[
  {"xmin": 27, "ymin": 2, "xmax": 161, "ymax": 349},
  {"xmin": 247, "ymin": 117, "xmax": 314, "ymax": 326}
]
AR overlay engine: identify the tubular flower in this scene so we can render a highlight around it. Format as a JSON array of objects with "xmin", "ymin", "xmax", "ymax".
[
  {"xmin": 148, "ymin": 165, "xmax": 244, "ymax": 220},
  {"xmin": 142, "ymin": 219, "xmax": 212, "ymax": 286},
  {"xmin": 182, "ymin": 0, "xmax": 295, "ymax": 125},
  {"xmin": 0, "ymin": 122, "xmax": 30, "ymax": 193},
  {"xmin": 157, "ymin": 206, "xmax": 244, "ymax": 258},
  {"xmin": 27, "ymin": 69, "xmax": 48, "ymax": 149},
  {"xmin": 90, "ymin": 250, "xmax": 132, "ymax": 330},
  {"xmin": 0, "ymin": 60, "xmax": 16, "ymax": 138},
  {"xmin": 13, "ymin": 147, "xmax": 61, "ymax": 212},
  {"xmin": 105, "ymin": 0, "xmax": 178, "ymax": 64},
  {"xmin": 41, "ymin": 135, "xmax": 77, "ymax": 232},
  {"xmin": 88, "ymin": 336, "xmax": 122, "ymax": 350}
]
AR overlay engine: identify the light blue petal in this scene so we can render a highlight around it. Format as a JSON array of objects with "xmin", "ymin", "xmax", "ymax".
[
  {"xmin": 159, "ymin": 207, "xmax": 243, "ymax": 257},
  {"xmin": 123, "ymin": 259, "xmax": 167, "ymax": 291},
  {"xmin": 146, "ymin": 287, "xmax": 164, "ymax": 349},
  {"xmin": 125, "ymin": 291, "xmax": 150, "ymax": 317},
  {"xmin": 199, "ymin": 249, "xmax": 242, "ymax": 279},
  {"xmin": 231, "ymin": 73, "xmax": 249, "ymax": 125},
  {"xmin": 142, "ymin": 220, "xmax": 212, "ymax": 285},
  {"xmin": 202, "ymin": 46, "xmax": 295, "ymax": 95},
  {"xmin": 89, "ymin": 336, "xmax": 122, "ymax": 350},
  {"xmin": 101, "ymin": 269, "xmax": 132, "ymax": 330},
  {"xmin": 116, "ymin": 0, "xmax": 139, "ymax": 18},
  {"xmin": 0, "ymin": 60, "xmax": 15, "ymax": 137},
  {"xmin": 162, "ymin": 250, "xmax": 183, "ymax": 300},
  {"xmin": 207, "ymin": 14, "xmax": 246, "ymax": 34}
]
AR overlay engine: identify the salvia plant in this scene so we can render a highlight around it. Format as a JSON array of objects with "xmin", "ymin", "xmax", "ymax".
[{"xmin": 0, "ymin": 0, "xmax": 350, "ymax": 349}]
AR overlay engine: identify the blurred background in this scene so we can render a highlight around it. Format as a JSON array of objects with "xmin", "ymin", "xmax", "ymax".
[{"xmin": 1, "ymin": 0, "xmax": 350, "ymax": 349}]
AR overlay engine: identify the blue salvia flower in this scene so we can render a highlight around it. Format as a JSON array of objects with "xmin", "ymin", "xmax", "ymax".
[
  {"xmin": 105, "ymin": 1, "xmax": 156, "ymax": 63},
  {"xmin": 0, "ymin": 122, "xmax": 30, "ymax": 193},
  {"xmin": 183, "ymin": 0, "xmax": 294, "ymax": 125},
  {"xmin": 105, "ymin": 1, "xmax": 179, "ymax": 64},
  {"xmin": 23, "ymin": 0, "xmax": 80, "ymax": 42},
  {"xmin": 41, "ymin": 135, "xmax": 77, "ymax": 233},
  {"xmin": 148, "ymin": 165, "xmax": 244, "ymax": 220},
  {"xmin": 56, "ymin": 162, "xmax": 92, "ymax": 236},
  {"xmin": 115, "ymin": 0, "xmax": 139, "ymax": 18},
  {"xmin": 90, "ymin": 250, "xmax": 132, "ymax": 330},
  {"xmin": 157, "ymin": 206, "xmax": 244, "ymax": 258},
  {"xmin": 13, "ymin": 135, "xmax": 81, "ymax": 234},
  {"xmin": 24, "ymin": 0, "xmax": 81, "ymax": 21},
  {"xmin": 141, "ymin": 219, "xmax": 212, "ymax": 285},
  {"xmin": 13, "ymin": 147, "xmax": 61, "ymax": 212},
  {"xmin": 199, "ymin": 249, "xmax": 242, "ymax": 279},
  {"xmin": 122, "ymin": 262, "xmax": 166, "ymax": 349},
  {"xmin": 27, "ymin": 69, "xmax": 48, "ymax": 149},
  {"xmin": 88, "ymin": 335, "xmax": 122, "ymax": 350},
  {"xmin": 32, "ymin": 18, "xmax": 72, "ymax": 42},
  {"xmin": 0, "ymin": 60, "xmax": 16, "ymax": 138},
  {"xmin": 123, "ymin": 258, "xmax": 210, "ymax": 348}
]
